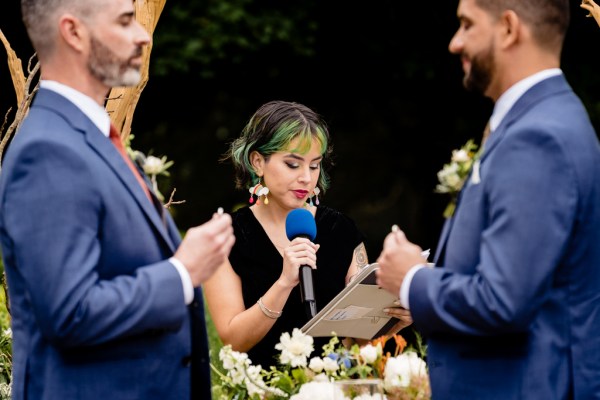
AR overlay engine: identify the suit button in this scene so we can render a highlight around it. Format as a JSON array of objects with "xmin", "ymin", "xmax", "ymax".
[
  {"xmin": 191, "ymin": 300, "xmax": 199, "ymax": 308},
  {"xmin": 182, "ymin": 355, "xmax": 192, "ymax": 367}
]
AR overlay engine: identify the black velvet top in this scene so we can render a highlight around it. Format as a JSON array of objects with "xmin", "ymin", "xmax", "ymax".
[{"xmin": 229, "ymin": 205, "xmax": 365, "ymax": 369}]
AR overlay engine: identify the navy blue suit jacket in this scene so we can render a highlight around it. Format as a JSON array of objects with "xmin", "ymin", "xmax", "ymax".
[
  {"xmin": 0, "ymin": 89, "xmax": 211, "ymax": 399},
  {"xmin": 412, "ymin": 75, "xmax": 600, "ymax": 399}
]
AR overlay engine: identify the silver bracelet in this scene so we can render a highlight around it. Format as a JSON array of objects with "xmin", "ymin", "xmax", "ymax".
[{"xmin": 257, "ymin": 297, "xmax": 282, "ymax": 319}]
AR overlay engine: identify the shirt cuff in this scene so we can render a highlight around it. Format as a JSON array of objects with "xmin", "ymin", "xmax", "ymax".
[
  {"xmin": 399, "ymin": 264, "xmax": 427, "ymax": 310},
  {"xmin": 169, "ymin": 257, "xmax": 194, "ymax": 305}
]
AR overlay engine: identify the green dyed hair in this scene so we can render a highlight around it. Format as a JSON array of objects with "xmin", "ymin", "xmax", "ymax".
[{"xmin": 223, "ymin": 100, "xmax": 333, "ymax": 192}]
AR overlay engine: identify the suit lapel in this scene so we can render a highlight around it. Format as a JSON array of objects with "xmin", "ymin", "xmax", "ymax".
[
  {"xmin": 480, "ymin": 75, "xmax": 570, "ymax": 163},
  {"xmin": 33, "ymin": 89, "xmax": 178, "ymax": 252},
  {"xmin": 85, "ymin": 121, "xmax": 176, "ymax": 252},
  {"xmin": 434, "ymin": 75, "xmax": 571, "ymax": 266}
]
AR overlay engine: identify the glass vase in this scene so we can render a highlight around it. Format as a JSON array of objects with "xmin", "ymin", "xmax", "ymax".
[{"xmin": 334, "ymin": 378, "xmax": 385, "ymax": 399}]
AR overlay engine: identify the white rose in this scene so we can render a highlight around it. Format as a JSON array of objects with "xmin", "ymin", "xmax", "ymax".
[
  {"xmin": 323, "ymin": 357, "xmax": 339, "ymax": 372},
  {"xmin": 383, "ymin": 351, "xmax": 427, "ymax": 390},
  {"xmin": 290, "ymin": 381, "xmax": 345, "ymax": 400},
  {"xmin": 309, "ymin": 357, "xmax": 325, "ymax": 373},
  {"xmin": 359, "ymin": 344, "xmax": 379, "ymax": 364}
]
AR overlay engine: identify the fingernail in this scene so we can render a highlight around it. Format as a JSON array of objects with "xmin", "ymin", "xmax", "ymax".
[
  {"xmin": 217, "ymin": 207, "xmax": 224, "ymax": 215},
  {"xmin": 383, "ymin": 308, "xmax": 390, "ymax": 313},
  {"xmin": 391, "ymin": 224, "xmax": 399, "ymax": 233}
]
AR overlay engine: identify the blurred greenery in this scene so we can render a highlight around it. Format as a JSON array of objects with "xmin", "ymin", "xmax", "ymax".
[
  {"xmin": 0, "ymin": 258, "xmax": 11, "ymax": 399},
  {"xmin": 204, "ymin": 294, "xmax": 225, "ymax": 389},
  {"xmin": 152, "ymin": 0, "xmax": 318, "ymax": 79}
]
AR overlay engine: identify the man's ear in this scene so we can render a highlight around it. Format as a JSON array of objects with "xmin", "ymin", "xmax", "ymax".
[
  {"xmin": 58, "ymin": 14, "xmax": 87, "ymax": 52},
  {"xmin": 249, "ymin": 151, "xmax": 264, "ymax": 177},
  {"xmin": 498, "ymin": 10, "xmax": 521, "ymax": 49}
]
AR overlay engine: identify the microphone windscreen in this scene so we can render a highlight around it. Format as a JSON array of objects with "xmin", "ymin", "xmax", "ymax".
[{"xmin": 285, "ymin": 208, "xmax": 317, "ymax": 241}]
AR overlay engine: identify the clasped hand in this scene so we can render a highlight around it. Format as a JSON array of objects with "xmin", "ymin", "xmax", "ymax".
[
  {"xmin": 376, "ymin": 228, "xmax": 427, "ymax": 301},
  {"xmin": 279, "ymin": 238, "xmax": 320, "ymax": 288}
]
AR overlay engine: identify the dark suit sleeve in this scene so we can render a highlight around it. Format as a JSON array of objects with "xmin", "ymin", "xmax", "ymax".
[
  {"xmin": 410, "ymin": 126, "xmax": 577, "ymax": 336},
  {"xmin": 2, "ymin": 139, "xmax": 187, "ymax": 347}
]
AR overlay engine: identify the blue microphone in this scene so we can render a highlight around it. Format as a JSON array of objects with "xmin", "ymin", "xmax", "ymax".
[{"xmin": 285, "ymin": 208, "xmax": 318, "ymax": 318}]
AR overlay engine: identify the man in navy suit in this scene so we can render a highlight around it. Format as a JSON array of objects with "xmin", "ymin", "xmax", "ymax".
[
  {"xmin": 376, "ymin": 0, "xmax": 600, "ymax": 399},
  {"xmin": 0, "ymin": 0, "xmax": 235, "ymax": 398}
]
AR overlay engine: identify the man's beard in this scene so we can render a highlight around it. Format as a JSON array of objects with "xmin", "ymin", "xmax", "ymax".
[
  {"xmin": 88, "ymin": 35, "xmax": 143, "ymax": 88},
  {"xmin": 463, "ymin": 45, "xmax": 495, "ymax": 95}
]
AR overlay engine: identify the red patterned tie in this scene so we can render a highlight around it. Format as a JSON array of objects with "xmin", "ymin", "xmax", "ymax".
[{"xmin": 109, "ymin": 123, "xmax": 152, "ymax": 202}]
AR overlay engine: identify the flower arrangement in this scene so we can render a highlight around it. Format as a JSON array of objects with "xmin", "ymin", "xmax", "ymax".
[
  {"xmin": 435, "ymin": 139, "xmax": 480, "ymax": 218},
  {"xmin": 123, "ymin": 135, "xmax": 185, "ymax": 208},
  {"xmin": 212, "ymin": 328, "xmax": 430, "ymax": 399}
]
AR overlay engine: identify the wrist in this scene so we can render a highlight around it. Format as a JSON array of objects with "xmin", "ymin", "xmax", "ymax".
[{"xmin": 276, "ymin": 275, "xmax": 296, "ymax": 290}]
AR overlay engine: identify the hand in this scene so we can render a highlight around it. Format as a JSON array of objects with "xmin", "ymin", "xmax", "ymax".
[
  {"xmin": 375, "ymin": 228, "xmax": 426, "ymax": 297},
  {"xmin": 174, "ymin": 212, "xmax": 235, "ymax": 286},
  {"xmin": 278, "ymin": 237, "xmax": 320, "ymax": 288},
  {"xmin": 383, "ymin": 307, "xmax": 413, "ymax": 334},
  {"xmin": 581, "ymin": 0, "xmax": 600, "ymax": 26}
]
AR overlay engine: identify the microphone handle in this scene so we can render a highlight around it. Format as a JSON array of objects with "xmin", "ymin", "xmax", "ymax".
[{"xmin": 299, "ymin": 265, "xmax": 317, "ymax": 318}]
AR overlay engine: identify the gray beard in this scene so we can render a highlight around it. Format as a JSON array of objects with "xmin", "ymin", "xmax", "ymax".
[{"xmin": 88, "ymin": 35, "xmax": 142, "ymax": 88}]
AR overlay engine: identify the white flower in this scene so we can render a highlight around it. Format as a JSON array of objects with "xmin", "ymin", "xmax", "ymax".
[
  {"xmin": 312, "ymin": 373, "xmax": 330, "ymax": 382},
  {"xmin": 451, "ymin": 148, "xmax": 470, "ymax": 162},
  {"xmin": 245, "ymin": 364, "xmax": 266, "ymax": 397},
  {"xmin": 290, "ymin": 381, "xmax": 346, "ymax": 400},
  {"xmin": 309, "ymin": 357, "xmax": 325, "ymax": 373},
  {"xmin": 383, "ymin": 351, "xmax": 427, "ymax": 390},
  {"xmin": 142, "ymin": 155, "xmax": 167, "ymax": 176},
  {"xmin": 437, "ymin": 163, "xmax": 462, "ymax": 191},
  {"xmin": 0, "ymin": 382, "xmax": 11, "ymax": 398},
  {"xmin": 323, "ymin": 357, "xmax": 339, "ymax": 372},
  {"xmin": 275, "ymin": 328, "xmax": 314, "ymax": 367},
  {"xmin": 219, "ymin": 345, "xmax": 249, "ymax": 371},
  {"xmin": 359, "ymin": 344, "xmax": 380, "ymax": 364}
]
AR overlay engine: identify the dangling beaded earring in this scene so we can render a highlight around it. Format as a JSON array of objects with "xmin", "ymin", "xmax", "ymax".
[
  {"xmin": 248, "ymin": 181, "xmax": 270, "ymax": 205},
  {"xmin": 308, "ymin": 187, "xmax": 320, "ymax": 206}
]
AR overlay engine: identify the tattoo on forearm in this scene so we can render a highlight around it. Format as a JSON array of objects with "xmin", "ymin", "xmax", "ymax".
[{"xmin": 354, "ymin": 243, "xmax": 368, "ymax": 271}]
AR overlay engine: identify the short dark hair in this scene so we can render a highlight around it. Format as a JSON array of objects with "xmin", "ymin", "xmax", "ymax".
[
  {"xmin": 476, "ymin": 0, "xmax": 569, "ymax": 51},
  {"xmin": 21, "ymin": 0, "xmax": 101, "ymax": 60}
]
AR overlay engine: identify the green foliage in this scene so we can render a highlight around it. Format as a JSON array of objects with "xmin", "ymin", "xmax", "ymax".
[
  {"xmin": 152, "ymin": 0, "xmax": 318, "ymax": 78},
  {"xmin": 0, "ymin": 258, "xmax": 11, "ymax": 399},
  {"xmin": 204, "ymin": 293, "xmax": 226, "ymax": 388}
]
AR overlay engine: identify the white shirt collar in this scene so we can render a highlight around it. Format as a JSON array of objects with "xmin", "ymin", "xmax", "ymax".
[
  {"xmin": 40, "ymin": 80, "xmax": 111, "ymax": 137},
  {"xmin": 490, "ymin": 68, "xmax": 562, "ymax": 132}
]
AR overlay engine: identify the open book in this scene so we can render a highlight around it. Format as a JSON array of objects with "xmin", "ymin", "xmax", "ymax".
[{"xmin": 301, "ymin": 263, "xmax": 400, "ymax": 340}]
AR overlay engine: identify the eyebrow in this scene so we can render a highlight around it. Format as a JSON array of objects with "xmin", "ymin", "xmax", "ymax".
[{"xmin": 284, "ymin": 153, "xmax": 323, "ymax": 162}]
